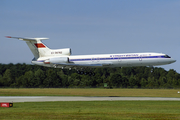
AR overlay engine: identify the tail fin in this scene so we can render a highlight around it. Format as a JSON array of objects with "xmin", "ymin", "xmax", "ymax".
[{"xmin": 6, "ymin": 36, "xmax": 71, "ymax": 59}]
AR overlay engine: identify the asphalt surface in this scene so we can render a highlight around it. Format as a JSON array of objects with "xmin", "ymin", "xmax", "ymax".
[{"xmin": 1, "ymin": 96, "xmax": 180, "ymax": 102}]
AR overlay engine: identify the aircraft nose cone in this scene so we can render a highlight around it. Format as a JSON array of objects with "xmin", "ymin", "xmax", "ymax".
[{"xmin": 171, "ymin": 59, "xmax": 176, "ymax": 63}]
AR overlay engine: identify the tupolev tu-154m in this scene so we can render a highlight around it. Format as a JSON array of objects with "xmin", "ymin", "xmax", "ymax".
[{"xmin": 6, "ymin": 36, "xmax": 176, "ymax": 74}]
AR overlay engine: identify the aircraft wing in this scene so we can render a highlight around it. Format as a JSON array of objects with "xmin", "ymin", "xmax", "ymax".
[{"xmin": 54, "ymin": 63, "xmax": 112, "ymax": 67}]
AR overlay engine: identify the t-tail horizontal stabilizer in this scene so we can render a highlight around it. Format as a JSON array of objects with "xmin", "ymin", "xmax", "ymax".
[{"xmin": 6, "ymin": 36, "xmax": 49, "ymax": 41}]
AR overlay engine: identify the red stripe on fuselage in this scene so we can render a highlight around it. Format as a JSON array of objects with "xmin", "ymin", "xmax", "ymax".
[{"xmin": 34, "ymin": 43, "xmax": 46, "ymax": 48}]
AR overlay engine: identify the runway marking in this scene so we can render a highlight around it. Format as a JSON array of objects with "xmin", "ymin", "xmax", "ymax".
[{"xmin": 1, "ymin": 96, "xmax": 180, "ymax": 102}]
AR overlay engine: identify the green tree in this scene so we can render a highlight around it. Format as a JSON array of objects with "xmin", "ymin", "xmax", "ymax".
[
  {"xmin": 129, "ymin": 74, "xmax": 138, "ymax": 88},
  {"xmin": 3, "ymin": 69, "xmax": 13, "ymax": 87},
  {"xmin": 110, "ymin": 73, "xmax": 122, "ymax": 88},
  {"xmin": 121, "ymin": 76, "xmax": 129, "ymax": 88},
  {"xmin": 57, "ymin": 70, "xmax": 68, "ymax": 87},
  {"xmin": 0, "ymin": 75, "xmax": 3, "ymax": 87},
  {"xmin": 146, "ymin": 77, "xmax": 155, "ymax": 88},
  {"xmin": 94, "ymin": 73, "xmax": 103, "ymax": 87},
  {"xmin": 23, "ymin": 71, "xmax": 34, "ymax": 87},
  {"xmin": 70, "ymin": 73, "xmax": 81, "ymax": 87},
  {"xmin": 44, "ymin": 69, "xmax": 61, "ymax": 87},
  {"xmin": 172, "ymin": 78, "xmax": 178, "ymax": 88},
  {"xmin": 158, "ymin": 76, "xmax": 167, "ymax": 88},
  {"xmin": 166, "ymin": 69, "xmax": 176, "ymax": 82},
  {"xmin": 16, "ymin": 75, "xmax": 24, "ymax": 88},
  {"xmin": 79, "ymin": 75, "xmax": 90, "ymax": 87},
  {"xmin": 34, "ymin": 69, "xmax": 46, "ymax": 87},
  {"xmin": 140, "ymin": 78, "xmax": 147, "ymax": 88}
]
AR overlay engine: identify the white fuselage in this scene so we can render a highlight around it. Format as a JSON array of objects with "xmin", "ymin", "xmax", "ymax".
[{"xmin": 32, "ymin": 52, "xmax": 176, "ymax": 68}]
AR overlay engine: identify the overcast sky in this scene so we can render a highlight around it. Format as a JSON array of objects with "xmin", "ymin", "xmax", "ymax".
[{"xmin": 0, "ymin": 0, "xmax": 180, "ymax": 73}]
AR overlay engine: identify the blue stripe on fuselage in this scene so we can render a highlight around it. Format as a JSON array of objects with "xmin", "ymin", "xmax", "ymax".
[{"xmin": 69, "ymin": 55, "xmax": 166, "ymax": 62}]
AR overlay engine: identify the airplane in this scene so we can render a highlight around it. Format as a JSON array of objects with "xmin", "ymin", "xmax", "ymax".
[{"xmin": 6, "ymin": 36, "xmax": 176, "ymax": 74}]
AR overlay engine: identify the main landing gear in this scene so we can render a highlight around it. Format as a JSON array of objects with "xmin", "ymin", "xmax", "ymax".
[
  {"xmin": 76, "ymin": 68, "xmax": 95, "ymax": 76},
  {"xmin": 58, "ymin": 66, "xmax": 95, "ymax": 76},
  {"xmin": 77, "ymin": 71, "xmax": 95, "ymax": 76}
]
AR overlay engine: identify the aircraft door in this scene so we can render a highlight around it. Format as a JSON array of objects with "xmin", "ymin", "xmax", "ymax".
[
  {"xmin": 92, "ymin": 57, "xmax": 95, "ymax": 62},
  {"xmin": 139, "ymin": 55, "xmax": 142, "ymax": 61},
  {"xmin": 118, "ymin": 56, "xmax": 122, "ymax": 62},
  {"xmin": 97, "ymin": 57, "xmax": 100, "ymax": 62}
]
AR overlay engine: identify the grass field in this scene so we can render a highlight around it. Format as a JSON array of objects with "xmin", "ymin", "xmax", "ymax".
[
  {"xmin": 0, "ymin": 101, "xmax": 180, "ymax": 120},
  {"xmin": 1, "ymin": 88, "xmax": 180, "ymax": 119},
  {"xmin": 0, "ymin": 88, "xmax": 180, "ymax": 97}
]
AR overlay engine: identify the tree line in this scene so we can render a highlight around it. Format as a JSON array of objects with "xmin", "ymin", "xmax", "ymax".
[{"xmin": 0, "ymin": 63, "xmax": 180, "ymax": 88}]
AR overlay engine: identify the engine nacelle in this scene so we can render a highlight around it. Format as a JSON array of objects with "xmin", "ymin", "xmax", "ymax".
[{"xmin": 44, "ymin": 57, "xmax": 69, "ymax": 64}]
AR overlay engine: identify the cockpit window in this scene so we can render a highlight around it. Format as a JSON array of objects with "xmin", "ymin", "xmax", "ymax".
[{"xmin": 164, "ymin": 55, "xmax": 171, "ymax": 58}]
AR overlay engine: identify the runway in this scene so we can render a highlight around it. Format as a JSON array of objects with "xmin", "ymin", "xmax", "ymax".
[{"xmin": 1, "ymin": 96, "xmax": 180, "ymax": 102}]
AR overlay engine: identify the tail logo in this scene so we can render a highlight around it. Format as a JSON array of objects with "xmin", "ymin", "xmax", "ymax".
[{"xmin": 34, "ymin": 43, "xmax": 46, "ymax": 48}]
